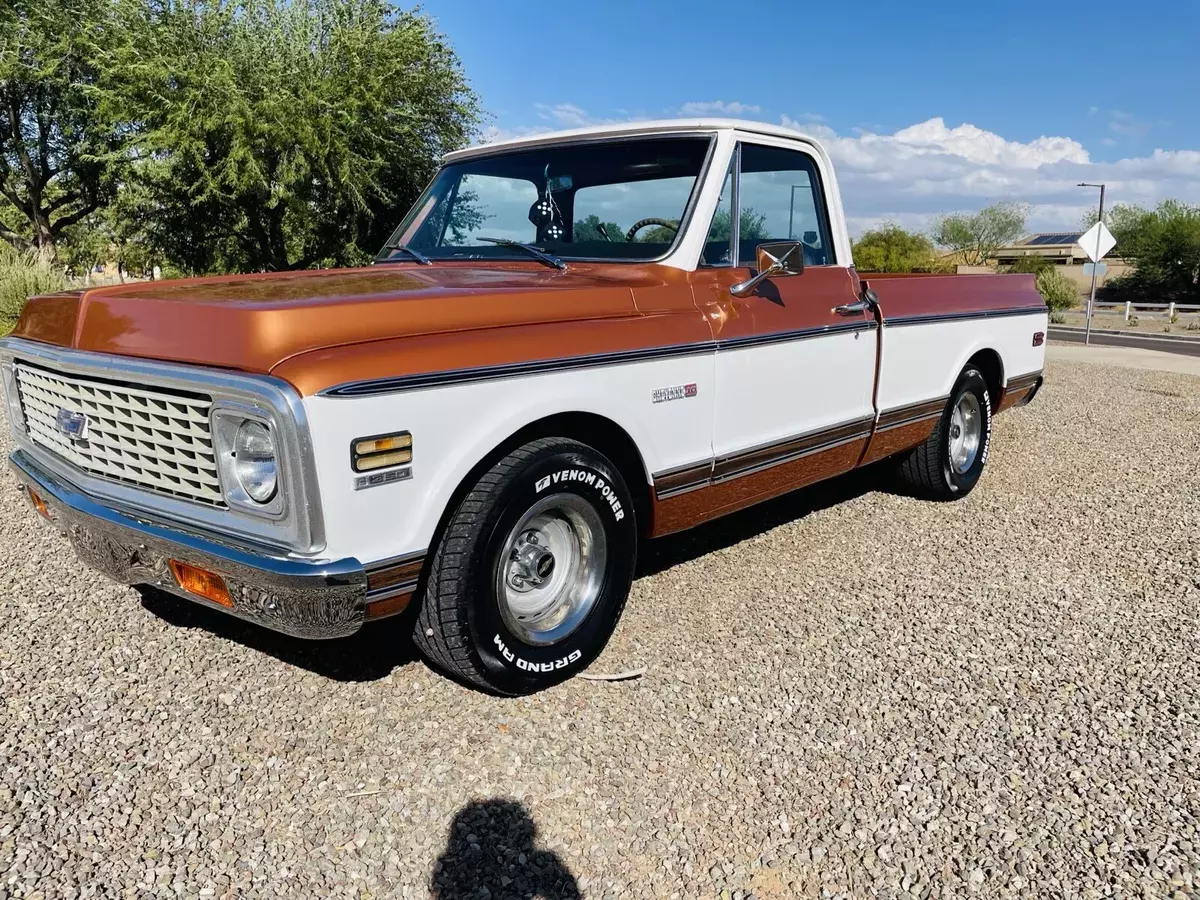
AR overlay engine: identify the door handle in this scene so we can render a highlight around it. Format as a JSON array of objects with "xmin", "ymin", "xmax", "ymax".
[{"xmin": 834, "ymin": 300, "xmax": 870, "ymax": 316}]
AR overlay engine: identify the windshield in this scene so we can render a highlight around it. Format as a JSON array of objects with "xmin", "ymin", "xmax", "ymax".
[{"xmin": 378, "ymin": 136, "xmax": 712, "ymax": 263}]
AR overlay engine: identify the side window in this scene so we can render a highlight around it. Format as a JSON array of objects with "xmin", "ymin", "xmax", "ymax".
[
  {"xmin": 701, "ymin": 158, "xmax": 734, "ymax": 266},
  {"xmin": 736, "ymin": 144, "xmax": 833, "ymax": 266}
]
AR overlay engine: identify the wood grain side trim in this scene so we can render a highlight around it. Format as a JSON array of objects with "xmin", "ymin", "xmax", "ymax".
[
  {"xmin": 651, "ymin": 436, "xmax": 869, "ymax": 537},
  {"xmin": 875, "ymin": 396, "xmax": 948, "ymax": 431},
  {"xmin": 365, "ymin": 551, "xmax": 426, "ymax": 598},
  {"xmin": 652, "ymin": 416, "xmax": 875, "ymax": 501},
  {"xmin": 997, "ymin": 370, "xmax": 1044, "ymax": 413},
  {"xmin": 712, "ymin": 416, "xmax": 875, "ymax": 482}
]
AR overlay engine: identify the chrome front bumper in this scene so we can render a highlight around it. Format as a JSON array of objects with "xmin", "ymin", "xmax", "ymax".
[{"xmin": 9, "ymin": 449, "xmax": 369, "ymax": 639}]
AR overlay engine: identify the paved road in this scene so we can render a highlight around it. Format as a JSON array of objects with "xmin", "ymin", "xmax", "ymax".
[
  {"xmin": 1049, "ymin": 324, "xmax": 1200, "ymax": 357},
  {"xmin": 1046, "ymin": 342, "xmax": 1200, "ymax": 376}
]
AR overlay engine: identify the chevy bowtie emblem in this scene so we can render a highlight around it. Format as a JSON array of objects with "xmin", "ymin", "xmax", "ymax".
[{"xmin": 55, "ymin": 408, "xmax": 90, "ymax": 442}]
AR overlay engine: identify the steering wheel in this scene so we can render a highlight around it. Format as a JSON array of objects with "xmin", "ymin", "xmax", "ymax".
[{"xmin": 626, "ymin": 218, "xmax": 680, "ymax": 242}]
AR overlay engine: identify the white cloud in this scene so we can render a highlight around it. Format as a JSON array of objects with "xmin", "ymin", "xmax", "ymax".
[
  {"xmin": 679, "ymin": 100, "xmax": 762, "ymax": 116},
  {"xmin": 477, "ymin": 104, "xmax": 1200, "ymax": 234}
]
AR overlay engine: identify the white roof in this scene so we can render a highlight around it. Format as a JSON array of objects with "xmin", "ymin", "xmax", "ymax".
[{"xmin": 443, "ymin": 118, "xmax": 826, "ymax": 163}]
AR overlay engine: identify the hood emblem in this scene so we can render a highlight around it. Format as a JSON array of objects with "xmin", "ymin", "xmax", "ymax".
[{"xmin": 55, "ymin": 408, "xmax": 90, "ymax": 442}]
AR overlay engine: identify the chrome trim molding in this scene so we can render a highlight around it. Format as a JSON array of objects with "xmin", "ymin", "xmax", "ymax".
[
  {"xmin": 881, "ymin": 305, "xmax": 1048, "ymax": 328},
  {"xmin": 0, "ymin": 337, "xmax": 326, "ymax": 554},
  {"xmin": 364, "ymin": 549, "xmax": 427, "ymax": 601},
  {"xmin": 9, "ymin": 450, "xmax": 367, "ymax": 640},
  {"xmin": 653, "ymin": 414, "xmax": 875, "ymax": 499},
  {"xmin": 875, "ymin": 396, "xmax": 950, "ymax": 432},
  {"xmin": 323, "ymin": 321, "xmax": 878, "ymax": 398}
]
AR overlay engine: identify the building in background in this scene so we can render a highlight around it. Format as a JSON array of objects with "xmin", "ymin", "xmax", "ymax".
[{"xmin": 963, "ymin": 233, "xmax": 1131, "ymax": 292}]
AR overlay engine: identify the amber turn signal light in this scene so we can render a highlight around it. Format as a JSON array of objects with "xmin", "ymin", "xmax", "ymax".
[
  {"xmin": 352, "ymin": 431, "xmax": 412, "ymax": 472},
  {"xmin": 27, "ymin": 487, "xmax": 51, "ymax": 520},
  {"xmin": 168, "ymin": 560, "xmax": 233, "ymax": 608}
]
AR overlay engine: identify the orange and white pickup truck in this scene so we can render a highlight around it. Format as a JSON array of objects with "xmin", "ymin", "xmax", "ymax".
[{"xmin": 2, "ymin": 119, "xmax": 1046, "ymax": 693}]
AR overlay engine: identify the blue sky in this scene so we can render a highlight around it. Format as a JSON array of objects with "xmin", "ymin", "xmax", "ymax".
[{"xmin": 421, "ymin": 0, "xmax": 1200, "ymax": 234}]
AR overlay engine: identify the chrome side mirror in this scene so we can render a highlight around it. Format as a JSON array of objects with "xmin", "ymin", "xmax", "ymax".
[{"xmin": 729, "ymin": 241, "xmax": 805, "ymax": 297}]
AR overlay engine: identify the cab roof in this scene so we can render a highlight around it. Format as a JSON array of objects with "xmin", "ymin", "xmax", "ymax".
[{"xmin": 443, "ymin": 118, "xmax": 828, "ymax": 163}]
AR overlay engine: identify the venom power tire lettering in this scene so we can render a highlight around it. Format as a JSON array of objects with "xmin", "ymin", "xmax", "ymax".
[{"xmin": 413, "ymin": 438, "xmax": 636, "ymax": 695}]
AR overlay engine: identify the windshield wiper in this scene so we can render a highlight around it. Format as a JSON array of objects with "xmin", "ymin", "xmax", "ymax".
[
  {"xmin": 478, "ymin": 237, "xmax": 567, "ymax": 271},
  {"xmin": 377, "ymin": 244, "xmax": 431, "ymax": 265}
]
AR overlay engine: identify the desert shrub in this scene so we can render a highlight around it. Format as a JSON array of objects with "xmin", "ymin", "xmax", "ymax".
[
  {"xmin": 0, "ymin": 244, "xmax": 65, "ymax": 333},
  {"xmin": 1035, "ymin": 267, "xmax": 1079, "ymax": 314}
]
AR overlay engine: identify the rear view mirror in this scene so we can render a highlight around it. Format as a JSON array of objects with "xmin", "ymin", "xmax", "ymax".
[{"xmin": 730, "ymin": 241, "xmax": 805, "ymax": 297}]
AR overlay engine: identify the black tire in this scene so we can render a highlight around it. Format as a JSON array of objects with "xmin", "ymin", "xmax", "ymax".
[
  {"xmin": 896, "ymin": 365, "xmax": 993, "ymax": 499},
  {"xmin": 413, "ymin": 438, "xmax": 637, "ymax": 695}
]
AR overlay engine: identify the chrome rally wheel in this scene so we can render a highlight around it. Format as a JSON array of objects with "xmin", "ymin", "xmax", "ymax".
[
  {"xmin": 496, "ymin": 494, "xmax": 607, "ymax": 646},
  {"xmin": 414, "ymin": 437, "xmax": 637, "ymax": 695},
  {"xmin": 948, "ymin": 392, "xmax": 983, "ymax": 475}
]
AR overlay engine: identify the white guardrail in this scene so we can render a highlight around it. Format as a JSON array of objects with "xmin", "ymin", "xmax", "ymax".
[{"xmin": 1092, "ymin": 301, "xmax": 1200, "ymax": 321}]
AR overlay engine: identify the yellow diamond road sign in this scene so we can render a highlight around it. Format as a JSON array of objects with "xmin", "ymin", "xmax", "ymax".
[{"xmin": 1077, "ymin": 221, "xmax": 1117, "ymax": 263}]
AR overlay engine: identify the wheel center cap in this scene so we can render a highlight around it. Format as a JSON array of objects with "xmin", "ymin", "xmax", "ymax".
[
  {"xmin": 951, "ymin": 424, "xmax": 961, "ymax": 439},
  {"xmin": 535, "ymin": 552, "xmax": 555, "ymax": 580}
]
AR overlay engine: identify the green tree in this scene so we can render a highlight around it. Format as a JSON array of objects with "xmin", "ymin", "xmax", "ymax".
[
  {"xmin": 0, "ymin": 0, "xmax": 128, "ymax": 251},
  {"xmin": 113, "ymin": 0, "xmax": 480, "ymax": 273},
  {"xmin": 1035, "ymin": 267, "xmax": 1079, "ymax": 320},
  {"xmin": 572, "ymin": 214, "xmax": 625, "ymax": 243},
  {"xmin": 1002, "ymin": 255, "xmax": 1052, "ymax": 275},
  {"xmin": 1, "ymin": 242, "xmax": 64, "ymax": 332},
  {"xmin": 931, "ymin": 201, "xmax": 1028, "ymax": 266},
  {"xmin": 1083, "ymin": 200, "xmax": 1200, "ymax": 303},
  {"xmin": 706, "ymin": 207, "xmax": 770, "ymax": 243},
  {"xmin": 852, "ymin": 223, "xmax": 940, "ymax": 272}
]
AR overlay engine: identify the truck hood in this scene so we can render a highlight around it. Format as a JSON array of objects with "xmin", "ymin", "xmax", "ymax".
[{"xmin": 11, "ymin": 263, "xmax": 661, "ymax": 375}]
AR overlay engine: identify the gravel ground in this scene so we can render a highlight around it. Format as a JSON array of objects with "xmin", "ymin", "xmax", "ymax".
[{"xmin": 2, "ymin": 357, "xmax": 1198, "ymax": 899}]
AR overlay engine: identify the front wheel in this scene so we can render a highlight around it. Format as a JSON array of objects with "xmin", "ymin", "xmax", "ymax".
[
  {"xmin": 895, "ymin": 365, "xmax": 993, "ymax": 499},
  {"xmin": 413, "ymin": 438, "xmax": 637, "ymax": 694}
]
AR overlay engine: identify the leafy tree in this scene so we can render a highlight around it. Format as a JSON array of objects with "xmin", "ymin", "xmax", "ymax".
[
  {"xmin": 1, "ymin": 242, "xmax": 64, "ymax": 332},
  {"xmin": 0, "ymin": 0, "xmax": 128, "ymax": 252},
  {"xmin": 572, "ymin": 214, "xmax": 625, "ymax": 243},
  {"xmin": 931, "ymin": 201, "xmax": 1027, "ymax": 266},
  {"xmin": 1035, "ymin": 267, "xmax": 1079, "ymax": 320},
  {"xmin": 1002, "ymin": 255, "xmax": 1052, "ymax": 275},
  {"xmin": 852, "ymin": 223, "xmax": 941, "ymax": 272},
  {"xmin": 1084, "ymin": 200, "xmax": 1200, "ymax": 303},
  {"xmin": 707, "ymin": 207, "xmax": 770, "ymax": 244},
  {"xmin": 113, "ymin": 0, "xmax": 480, "ymax": 273}
]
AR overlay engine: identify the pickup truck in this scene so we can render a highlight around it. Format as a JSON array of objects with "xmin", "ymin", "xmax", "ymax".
[{"xmin": 1, "ymin": 119, "xmax": 1046, "ymax": 694}]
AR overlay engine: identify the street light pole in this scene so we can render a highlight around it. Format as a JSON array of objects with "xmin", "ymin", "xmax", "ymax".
[{"xmin": 1078, "ymin": 182, "xmax": 1106, "ymax": 346}]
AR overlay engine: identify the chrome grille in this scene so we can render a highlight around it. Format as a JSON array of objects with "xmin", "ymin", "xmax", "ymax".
[{"xmin": 14, "ymin": 363, "xmax": 225, "ymax": 506}]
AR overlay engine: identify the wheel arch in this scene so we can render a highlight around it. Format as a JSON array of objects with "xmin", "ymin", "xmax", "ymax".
[
  {"xmin": 965, "ymin": 347, "xmax": 1004, "ymax": 409},
  {"xmin": 425, "ymin": 411, "xmax": 656, "ymax": 566}
]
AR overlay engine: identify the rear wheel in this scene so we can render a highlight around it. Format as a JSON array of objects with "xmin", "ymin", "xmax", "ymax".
[
  {"xmin": 413, "ymin": 438, "xmax": 637, "ymax": 694},
  {"xmin": 896, "ymin": 365, "xmax": 992, "ymax": 499}
]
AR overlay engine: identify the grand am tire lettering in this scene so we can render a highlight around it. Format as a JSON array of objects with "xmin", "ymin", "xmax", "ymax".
[
  {"xmin": 535, "ymin": 468, "xmax": 625, "ymax": 521},
  {"xmin": 493, "ymin": 634, "xmax": 582, "ymax": 672}
]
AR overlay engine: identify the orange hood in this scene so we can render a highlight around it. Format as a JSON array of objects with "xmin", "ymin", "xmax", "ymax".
[{"xmin": 11, "ymin": 263, "xmax": 668, "ymax": 375}]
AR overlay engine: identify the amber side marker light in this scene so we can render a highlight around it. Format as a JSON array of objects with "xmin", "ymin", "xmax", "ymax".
[
  {"xmin": 26, "ymin": 487, "xmax": 51, "ymax": 520},
  {"xmin": 169, "ymin": 560, "xmax": 233, "ymax": 608},
  {"xmin": 352, "ymin": 431, "xmax": 413, "ymax": 472}
]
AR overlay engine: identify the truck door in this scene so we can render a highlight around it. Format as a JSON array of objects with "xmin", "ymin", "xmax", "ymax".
[{"xmin": 689, "ymin": 139, "xmax": 878, "ymax": 509}]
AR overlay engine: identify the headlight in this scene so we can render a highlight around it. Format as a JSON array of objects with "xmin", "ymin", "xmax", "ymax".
[
  {"xmin": 211, "ymin": 409, "xmax": 286, "ymax": 518},
  {"xmin": 234, "ymin": 419, "xmax": 277, "ymax": 503}
]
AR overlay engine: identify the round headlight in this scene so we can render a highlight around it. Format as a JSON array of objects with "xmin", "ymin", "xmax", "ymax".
[{"xmin": 233, "ymin": 420, "xmax": 277, "ymax": 503}]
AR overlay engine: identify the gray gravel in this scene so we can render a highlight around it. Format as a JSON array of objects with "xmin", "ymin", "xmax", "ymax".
[{"xmin": 2, "ymin": 357, "xmax": 1199, "ymax": 899}]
